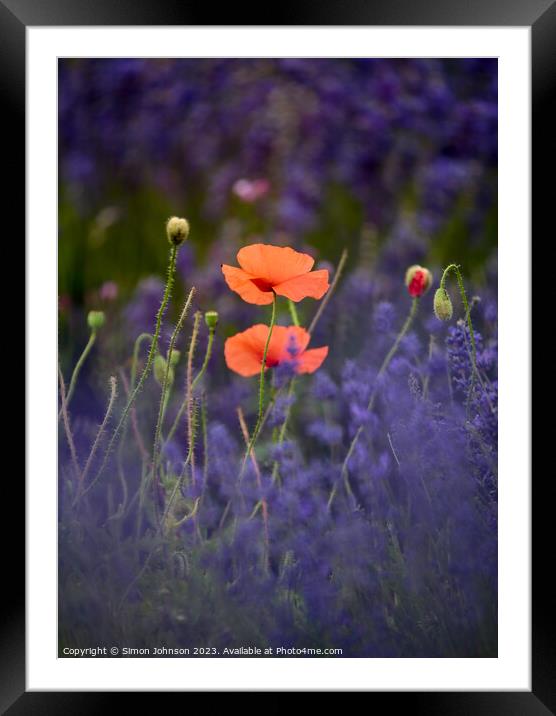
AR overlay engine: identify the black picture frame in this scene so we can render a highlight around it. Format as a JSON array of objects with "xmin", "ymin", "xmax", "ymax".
[{"xmin": 6, "ymin": 0, "xmax": 547, "ymax": 710}]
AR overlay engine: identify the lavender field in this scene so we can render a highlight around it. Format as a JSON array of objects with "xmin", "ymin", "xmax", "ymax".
[{"xmin": 58, "ymin": 59, "xmax": 497, "ymax": 657}]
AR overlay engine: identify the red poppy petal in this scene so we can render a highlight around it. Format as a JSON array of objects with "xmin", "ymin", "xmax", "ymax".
[
  {"xmin": 224, "ymin": 331, "xmax": 265, "ymax": 377},
  {"xmin": 296, "ymin": 346, "xmax": 329, "ymax": 374},
  {"xmin": 237, "ymin": 244, "xmax": 314, "ymax": 285},
  {"xmin": 243, "ymin": 324, "xmax": 287, "ymax": 365},
  {"xmin": 273, "ymin": 269, "xmax": 330, "ymax": 302},
  {"xmin": 221, "ymin": 264, "xmax": 274, "ymax": 305}
]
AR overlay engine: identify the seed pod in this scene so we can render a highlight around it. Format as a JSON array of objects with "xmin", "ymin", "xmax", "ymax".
[{"xmin": 205, "ymin": 310, "xmax": 219, "ymax": 330}]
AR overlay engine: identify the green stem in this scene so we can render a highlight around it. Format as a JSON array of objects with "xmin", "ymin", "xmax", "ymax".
[
  {"xmin": 368, "ymin": 297, "xmax": 419, "ymax": 411},
  {"xmin": 201, "ymin": 393, "xmax": 209, "ymax": 487},
  {"xmin": 61, "ymin": 329, "xmax": 96, "ymax": 414},
  {"xmin": 288, "ymin": 299, "xmax": 300, "ymax": 326},
  {"xmin": 308, "ymin": 248, "xmax": 348, "ymax": 335},
  {"xmin": 440, "ymin": 264, "xmax": 477, "ymax": 372},
  {"xmin": 165, "ymin": 325, "xmax": 215, "ymax": 446},
  {"xmin": 149, "ymin": 289, "xmax": 196, "ymax": 498},
  {"xmin": 247, "ymin": 295, "xmax": 277, "ymax": 455},
  {"xmin": 58, "ymin": 365, "xmax": 80, "ymax": 479},
  {"xmin": 239, "ymin": 293, "xmax": 277, "ymax": 477},
  {"xmin": 80, "ymin": 245, "xmax": 179, "ymax": 501},
  {"xmin": 331, "ymin": 297, "xmax": 419, "ymax": 510},
  {"xmin": 186, "ymin": 312, "xmax": 202, "ymax": 484},
  {"xmin": 74, "ymin": 376, "xmax": 118, "ymax": 505},
  {"xmin": 130, "ymin": 333, "xmax": 154, "ymax": 391}
]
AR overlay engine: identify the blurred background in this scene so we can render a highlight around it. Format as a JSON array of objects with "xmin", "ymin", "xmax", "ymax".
[{"xmin": 58, "ymin": 58, "xmax": 497, "ymax": 310}]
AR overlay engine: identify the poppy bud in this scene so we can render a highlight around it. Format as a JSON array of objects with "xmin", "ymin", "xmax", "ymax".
[
  {"xmin": 167, "ymin": 348, "xmax": 181, "ymax": 366},
  {"xmin": 87, "ymin": 310, "xmax": 105, "ymax": 330},
  {"xmin": 166, "ymin": 216, "xmax": 190, "ymax": 246},
  {"xmin": 433, "ymin": 288, "xmax": 453, "ymax": 321},
  {"xmin": 205, "ymin": 310, "xmax": 219, "ymax": 330},
  {"xmin": 405, "ymin": 265, "xmax": 432, "ymax": 298},
  {"xmin": 154, "ymin": 354, "xmax": 174, "ymax": 387}
]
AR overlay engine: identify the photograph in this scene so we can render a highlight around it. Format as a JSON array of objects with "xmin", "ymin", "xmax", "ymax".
[{"xmin": 57, "ymin": 58, "xmax": 498, "ymax": 659}]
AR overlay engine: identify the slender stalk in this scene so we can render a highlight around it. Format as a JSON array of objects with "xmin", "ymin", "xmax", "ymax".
[
  {"xmin": 439, "ymin": 264, "xmax": 494, "ymax": 415},
  {"xmin": 74, "ymin": 376, "xmax": 118, "ymax": 505},
  {"xmin": 330, "ymin": 297, "xmax": 419, "ymax": 510},
  {"xmin": 59, "ymin": 330, "xmax": 96, "ymax": 418},
  {"xmin": 287, "ymin": 299, "xmax": 300, "ymax": 327},
  {"xmin": 117, "ymin": 367, "xmax": 148, "ymax": 461},
  {"xmin": 308, "ymin": 248, "xmax": 348, "ymax": 335},
  {"xmin": 165, "ymin": 323, "xmax": 216, "ymax": 447},
  {"xmin": 58, "ymin": 365, "xmax": 80, "ymax": 479},
  {"xmin": 80, "ymin": 245, "xmax": 179, "ymax": 501},
  {"xmin": 201, "ymin": 393, "xmax": 209, "ymax": 487},
  {"xmin": 440, "ymin": 264, "xmax": 477, "ymax": 372},
  {"xmin": 130, "ymin": 333, "xmax": 154, "ymax": 391},
  {"xmin": 183, "ymin": 312, "xmax": 202, "ymax": 484},
  {"xmin": 149, "ymin": 289, "xmax": 196, "ymax": 497},
  {"xmin": 240, "ymin": 293, "xmax": 277, "ymax": 474}
]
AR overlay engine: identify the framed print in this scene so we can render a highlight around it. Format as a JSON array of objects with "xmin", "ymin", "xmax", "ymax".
[{"xmin": 7, "ymin": 0, "xmax": 547, "ymax": 709}]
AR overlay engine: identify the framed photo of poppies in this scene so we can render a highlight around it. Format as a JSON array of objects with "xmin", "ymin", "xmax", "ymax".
[{"xmin": 13, "ymin": 0, "xmax": 547, "ymax": 708}]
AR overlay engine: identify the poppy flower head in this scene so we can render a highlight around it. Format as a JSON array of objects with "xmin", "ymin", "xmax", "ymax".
[
  {"xmin": 221, "ymin": 244, "xmax": 330, "ymax": 305},
  {"xmin": 405, "ymin": 265, "xmax": 432, "ymax": 298},
  {"xmin": 224, "ymin": 324, "xmax": 328, "ymax": 377}
]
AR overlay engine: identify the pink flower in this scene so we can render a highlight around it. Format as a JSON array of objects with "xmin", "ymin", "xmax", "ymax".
[{"xmin": 232, "ymin": 178, "xmax": 270, "ymax": 203}]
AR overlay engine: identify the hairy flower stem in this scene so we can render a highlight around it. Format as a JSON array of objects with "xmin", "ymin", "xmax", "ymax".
[
  {"xmin": 308, "ymin": 248, "xmax": 348, "ymax": 335},
  {"xmin": 58, "ymin": 365, "xmax": 80, "ymax": 481},
  {"xmin": 149, "ymin": 289, "xmax": 196, "ymax": 502},
  {"xmin": 74, "ymin": 376, "xmax": 118, "ymax": 505},
  {"xmin": 58, "ymin": 329, "xmax": 96, "ymax": 419},
  {"xmin": 186, "ymin": 312, "xmax": 202, "ymax": 484},
  {"xmin": 81, "ymin": 245, "xmax": 179, "ymax": 501},
  {"xmin": 131, "ymin": 333, "xmax": 154, "ymax": 391},
  {"xmin": 165, "ymin": 323, "xmax": 216, "ymax": 446},
  {"xmin": 440, "ymin": 264, "xmax": 477, "ymax": 373},
  {"xmin": 201, "ymin": 393, "xmax": 209, "ymax": 487},
  {"xmin": 439, "ymin": 264, "xmax": 481, "ymax": 410},
  {"xmin": 240, "ymin": 293, "xmax": 277, "ymax": 476},
  {"xmin": 330, "ymin": 297, "xmax": 419, "ymax": 510}
]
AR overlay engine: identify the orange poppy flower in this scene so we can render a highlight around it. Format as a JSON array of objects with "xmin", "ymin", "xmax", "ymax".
[
  {"xmin": 224, "ymin": 324, "xmax": 328, "ymax": 377},
  {"xmin": 221, "ymin": 244, "xmax": 329, "ymax": 305}
]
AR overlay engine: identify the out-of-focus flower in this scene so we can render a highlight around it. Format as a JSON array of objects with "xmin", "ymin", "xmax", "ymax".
[
  {"xmin": 405, "ymin": 264, "xmax": 432, "ymax": 297},
  {"xmin": 224, "ymin": 324, "xmax": 328, "ymax": 377},
  {"xmin": 99, "ymin": 280, "xmax": 118, "ymax": 302},
  {"xmin": 222, "ymin": 244, "xmax": 329, "ymax": 305},
  {"xmin": 232, "ymin": 178, "xmax": 270, "ymax": 203}
]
